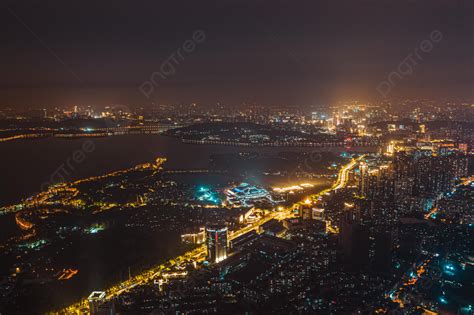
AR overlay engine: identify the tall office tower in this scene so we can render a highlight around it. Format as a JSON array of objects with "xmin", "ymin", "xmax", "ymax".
[
  {"xmin": 206, "ymin": 224, "xmax": 228, "ymax": 263},
  {"xmin": 393, "ymin": 152, "xmax": 415, "ymax": 199},
  {"xmin": 302, "ymin": 205, "xmax": 312, "ymax": 220},
  {"xmin": 449, "ymin": 152, "xmax": 469, "ymax": 179},
  {"xmin": 373, "ymin": 227, "xmax": 393, "ymax": 272},
  {"xmin": 358, "ymin": 161, "xmax": 394, "ymax": 200},
  {"xmin": 359, "ymin": 161, "xmax": 369, "ymax": 197},
  {"xmin": 312, "ymin": 208, "xmax": 325, "ymax": 221},
  {"xmin": 339, "ymin": 212, "xmax": 369, "ymax": 270},
  {"xmin": 376, "ymin": 164, "xmax": 394, "ymax": 200},
  {"xmin": 88, "ymin": 291, "xmax": 115, "ymax": 315}
]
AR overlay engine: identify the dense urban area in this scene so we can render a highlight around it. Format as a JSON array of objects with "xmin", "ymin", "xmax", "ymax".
[{"xmin": 0, "ymin": 100, "xmax": 472, "ymax": 314}]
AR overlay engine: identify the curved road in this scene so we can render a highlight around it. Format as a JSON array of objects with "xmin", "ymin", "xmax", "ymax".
[{"xmin": 55, "ymin": 156, "xmax": 363, "ymax": 314}]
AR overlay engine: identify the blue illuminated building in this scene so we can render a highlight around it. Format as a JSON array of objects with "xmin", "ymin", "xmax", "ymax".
[
  {"xmin": 225, "ymin": 182, "xmax": 272, "ymax": 207},
  {"xmin": 196, "ymin": 186, "xmax": 221, "ymax": 205}
]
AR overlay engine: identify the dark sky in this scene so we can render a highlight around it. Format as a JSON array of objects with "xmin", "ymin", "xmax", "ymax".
[{"xmin": 1, "ymin": 0, "xmax": 472, "ymax": 107}]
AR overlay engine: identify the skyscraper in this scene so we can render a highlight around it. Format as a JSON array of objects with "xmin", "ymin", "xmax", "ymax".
[
  {"xmin": 373, "ymin": 227, "xmax": 394, "ymax": 272},
  {"xmin": 88, "ymin": 291, "xmax": 115, "ymax": 315},
  {"xmin": 358, "ymin": 160, "xmax": 394, "ymax": 200},
  {"xmin": 339, "ymin": 212, "xmax": 369, "ymax": 270},
  {"xmin": 206, "ymin": 224, "xmax": 228, "ymax": 263}
]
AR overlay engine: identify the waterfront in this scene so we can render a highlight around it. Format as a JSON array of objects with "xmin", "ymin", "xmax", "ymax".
[
  {"xmin": 56, "ymin": 156, "xmax": 363, "ymax": 314},
  {"xmin": 0, "ymin": 134, "xmax": 375, "ymax": 207},
  {"xmin": 0, "ymin": 135, "xmax": 374, "ymax": 314},
  {"xmin": 0, "ymin": 133, "xmax": 359, "ymax": 245}
]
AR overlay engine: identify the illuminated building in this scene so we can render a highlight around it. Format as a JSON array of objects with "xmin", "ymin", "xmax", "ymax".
[
  {"xmin": 302, "ymin": 205, "xmax": 312, "ymax": 220},
  {"xmin": 393, "ymin": 152, "xmax": 416, "ymax": 199},
  {"xmin": 339, "ymin": 212, "xmax": 369, "ymax": 270},
  {"xmin": 225, "ymin": 182, "xmax": 273, "ymax": 207},
  {"xmin": 272, "ymin": 183, "xmax": 314, "ymax": 194},
  {"xmin": 312, "ymin": 208, "xmax": 325, "ymax": 221},
  {"xmin": 409, "ymin": 151, "xmax": 468, "ymax": 196},
  {"xmin": 373, "ymin": 227, "xmax": 394, "ymax": 272},
  {"xmin": 282, "ymin": 217, "xmax": 305, "ymax": 230},
  {"xmin": 260, "ymin": 219, "xmax": 285, "ymax": 236},
  {"xmin": 458, "ymin": 143, "xmax": 468, "ymax": 154},
  {"xmin": 181, "ymin": 227, "xmax": 206, "ymax": 244},
  {"xmin": 358, "ymin": 160, "xmax": 394, "ymax": 200},
  {"xmin": 386, "ymin": 142, "xmax": 395, "ymax": 155},
  {"xmin": 206, "ymin": 224, "xmax": 228, "ymax": 263},
  {"xmin": 196, "ymin": 186, "xmax": 220, "ymax": 205},
  {"xmin": 241, "ymin": 207, "xmax": 259, "ymax": 223},
  {"xmin": 229, "ymin": 230, "xmax": 258, "ymax": 250},
  {"xmin": 359, "ymin": 161, "xmax": 369, "ymax": 196},
  {"xmin": 88, "ymin": 291, "xmax": 115, "ymax": 315}
]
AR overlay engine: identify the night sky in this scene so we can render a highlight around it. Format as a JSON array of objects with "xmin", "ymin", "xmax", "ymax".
[{"xmin": 1, "ymin": 0, "xmax": 472, "ymax": 107}]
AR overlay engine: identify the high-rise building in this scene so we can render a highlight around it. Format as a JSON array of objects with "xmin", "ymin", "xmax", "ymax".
[
  {"xmin": 373, "ymin": 227, "xmax": 393, "ymax": 272},
  {"xmin": 312, "ymin": 208, "xmax": 325, "ymax": 221},
  {"xmin": 393, "ymin": 152, "xmax": 415, "ymax": 199},
  {"xmin": 206, "ymin": 224, "xmax": 228, "ymax": 263},
  {"xmin": 361, "ymin": 150, "xmax": 470, "ymax": 204},
  {"xmin": 339, "ymin": 212, "xmax": 369, "ymax": 270},
  {"xmin": 302, "ymin": 205, "xmax": 312, "ymax": 220},
  {"xmin": 88, "ymin": 291, "xmax": 115, "ymax": 315},
  {"xmin": 358, "ymin": 160, "xmax": 394, "ymax": 200},
  {"xmin": 181, "ymin": 227, "xmax": 206, "ymax": 244}
]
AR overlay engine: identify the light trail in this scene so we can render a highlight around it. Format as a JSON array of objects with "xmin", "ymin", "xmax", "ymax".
[
  {"xmin": 424, "ymin": 176, "xmax": 472, "ymax": 221},
  {"xmin": 57, "ymin": 269, "xmax": 79, "ymax": 281},
  {"xmin": 424, "ymin": 207, "xmax": 438, "ymax": 220},
  {"xmin": 333, "ymin": 156, "xmax": 360, "ymax": 190},
  {"xmin": 301, "ymin": 155, "xmax": 363, "ymax": 233},
  {"xmin": 15, "ymin": 212, "xmax": 34, "ymax": 230},
  {"xmin": 388, "ymin": 257, "xmax": 432, "ymax": 308}
]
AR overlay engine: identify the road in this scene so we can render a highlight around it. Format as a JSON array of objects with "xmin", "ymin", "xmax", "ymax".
[
  {"xmin": 54, "ymin": 156, "xmax": 362, "ymax": 314},
  {"xmin": 424, "ymin": 176, "xmax": 472, "ymax": 221},
  {"xmin": 333, "ymin": 157, "xmax": 359, "ymax": 190}
]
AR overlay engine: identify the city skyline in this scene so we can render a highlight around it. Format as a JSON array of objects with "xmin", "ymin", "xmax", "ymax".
[{"xmin": 0, "ymin": 1, "xmax": 472, "ymax": 314}]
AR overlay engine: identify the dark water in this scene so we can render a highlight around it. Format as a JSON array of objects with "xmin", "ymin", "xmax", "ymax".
[
  {"xmin": 0, "ymin": 135, "xmax": 374, "ymax": 314},
  {"xmin": 0, "ymin": 134, "xmax": 372, "ymax": 207},
  {"xmin": 0, "ymin": 134, "xmax": 374, "ymax": 244},
  {"xmin": 0, "ymin": 213, "xmax": 20, "ymax": 243},
  {"xmin": 0, "ymin": 135, "xmax": 195, "ymax": 206},
  {"xmin": 0, "ymin": 134, "xmax": 374, "ymax": 240}
]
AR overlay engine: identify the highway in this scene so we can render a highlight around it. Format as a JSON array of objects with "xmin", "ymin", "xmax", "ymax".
[
  {"xmin": 304, "ymin": 155, "xmax": 364, "ymax": 233},
  {"xmin": 424, "ymin": 176, "xmax": 472, "ymax": 221},
  {"xmin": 54, "ymin": 156, "xmax": 362, "ymax": 314},
  {"xmin": 303, "ymin": 155, "xmax": 364, "ymax": 203},
  {"xmin": 333, "ymin": 157, "xmax": 359, "ymax": 190}
]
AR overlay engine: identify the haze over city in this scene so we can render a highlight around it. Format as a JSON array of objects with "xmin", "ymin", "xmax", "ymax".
[
  {"xmin": 1, "ymin": 0, "xmax": 472, "ymax": 107},
  {"xmin": 0, "ymin": 1, "xmax": 472, "ymax": 315}
]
